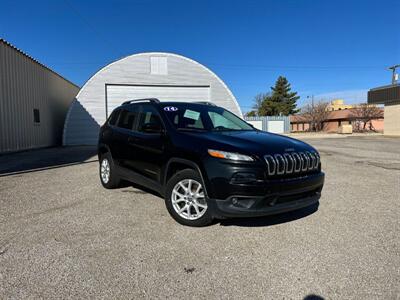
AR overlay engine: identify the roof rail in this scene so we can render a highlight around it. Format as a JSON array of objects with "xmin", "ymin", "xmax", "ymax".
[
  {"xmin": 122, "ymin": 98, "xmax": 160, "ymax": 105},
  {"xmin": 195, "ymin": 101, "xmax": 216, "ymax": 106}
]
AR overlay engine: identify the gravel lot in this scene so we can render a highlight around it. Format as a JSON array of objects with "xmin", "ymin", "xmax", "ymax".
[{"xmin": 0, "ymin": 136, "xmax": 399, "ymax": 299}]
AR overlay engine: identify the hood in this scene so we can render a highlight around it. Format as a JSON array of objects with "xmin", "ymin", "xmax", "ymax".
[{"xmin": 191, "ymin": 130, "xmax": 316, "ymax": 158}]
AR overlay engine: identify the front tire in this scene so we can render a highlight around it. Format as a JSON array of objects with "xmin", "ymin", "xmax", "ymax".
[
  {"xmin": 99, "ymin": 153, "xmax": 121, "ymax": 189},
  {"xmin": 165, "ymin": 169, "xmax": 213, "ymax": 227}
]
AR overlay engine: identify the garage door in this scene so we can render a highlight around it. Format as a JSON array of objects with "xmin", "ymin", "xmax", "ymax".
[
  {"xmin": 247, "ymin": 120, "xmax": 263, "ymax": 130},
  {"xmin": 267, "ymin": 120, "xmax": 285, "ymax": 133},
  {"xmin": 106, "ymin": 84, "xmax": 210, "ymax": 116}
]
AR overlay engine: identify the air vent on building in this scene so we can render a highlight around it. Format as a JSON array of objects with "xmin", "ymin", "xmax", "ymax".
[{"xmin": 150, "ymin": 56, "xmax": 168, "ymax": 75}]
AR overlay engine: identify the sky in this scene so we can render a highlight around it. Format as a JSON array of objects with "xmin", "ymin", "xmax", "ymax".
[{"xmin": 1, "ymin": 0, "xmax": 399, "ymax": 113}]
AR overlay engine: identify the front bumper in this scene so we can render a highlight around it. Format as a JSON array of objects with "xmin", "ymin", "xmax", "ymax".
[{"xmin": 207, "ymin": 172, "xmax": 324, "ymax": 218}]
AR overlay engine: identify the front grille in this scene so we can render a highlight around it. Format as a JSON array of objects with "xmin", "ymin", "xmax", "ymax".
[{"xmin": 264, "ymin": 151, "xmax": 320, "ymax": 176}]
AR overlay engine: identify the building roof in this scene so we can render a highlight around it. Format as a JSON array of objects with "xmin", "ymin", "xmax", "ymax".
[
  {"xmin": 290, "ymin": 107, "xmax": 384, "ymax": 123},
  {"xmin": 0, "ymin": 38, "xmax": 79, "ymax": 89},
  {"xmin": 368, "ymin": 84, "xmax": 400, "ymax": 104}
]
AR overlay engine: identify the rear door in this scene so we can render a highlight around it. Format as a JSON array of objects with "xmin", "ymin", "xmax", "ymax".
[{"xmin": 112, "ymin": 105, "xmax": 140, "ymax": 170}]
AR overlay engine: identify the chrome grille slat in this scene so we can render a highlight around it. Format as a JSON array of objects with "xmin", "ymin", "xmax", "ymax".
[
  {"xmin": 306, "ymin": 152, "xmax": 314, "ymax": 170},
  {"xmin": 292, "ymin": 152, "xmax": 301, "ymax": 173},
  {"xmin": 264, "ymin": 155, "xmax": 276, "ymax": 175},
  {"xmin": 314, "ymin": 153, "xmax": 320, "ymax": 169},
  {"xmin": 283, "ymin": 153, "xmax": 294, "ymax": 174},
  {"xmin": 264, "ymin": 151, "xmax": 320, "ymax": 176},
  {"xmin": 300, "ymin": 152, "xmax": 308, "ymax": 172}
]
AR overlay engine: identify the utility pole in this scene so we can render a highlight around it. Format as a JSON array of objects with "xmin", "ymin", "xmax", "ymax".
[
  {"xmin": 388, "ymin": 64, "xmax": 400, "ymax": 84},
  {"xmin": 307, "ymin": 95, "xmax": 315, "ymax": 131},
  {"xmin": 307, "ymin": 95, "xmax": 314, "ymax": 107}
]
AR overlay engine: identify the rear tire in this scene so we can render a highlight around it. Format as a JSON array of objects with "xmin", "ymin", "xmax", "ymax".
[
  {"xmin": 99, "ymin": 153, "xmax": 121, "ymax": 189},
  {"xmin": 165, "ymin": 169, "xmax": 213, "ymax": 227}
]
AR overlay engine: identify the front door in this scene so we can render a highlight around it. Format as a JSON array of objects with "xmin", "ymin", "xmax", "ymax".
[{"xmin": 127, "ymin": 104, "xmax": 166, "ymax": 183}]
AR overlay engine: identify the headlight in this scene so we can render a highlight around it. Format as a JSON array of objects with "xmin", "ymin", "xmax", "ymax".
[{"xmin": 208, "ymin": 149, "xmax": 254, "ymax": 161}]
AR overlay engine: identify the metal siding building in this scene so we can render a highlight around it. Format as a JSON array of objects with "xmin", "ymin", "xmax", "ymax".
[
  {"xmin": 0, "ymin": 39, "xmax": 79, "ymax": 153},
  {"xmin": 63, "ymin": 52, "xmax": 241, "ymax": 145},
  {"xmin": 368, "ymin": 84, "xmax": 400, "ymax": 136}
]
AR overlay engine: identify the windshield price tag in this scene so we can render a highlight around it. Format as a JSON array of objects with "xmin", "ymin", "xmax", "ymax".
[{"xmin": 183, "ymin": 109, "xmax": 200, "ymax": 120}]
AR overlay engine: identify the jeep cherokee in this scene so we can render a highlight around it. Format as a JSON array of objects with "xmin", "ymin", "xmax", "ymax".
[{"xmin": 98, "ymin": 98, "xmax": 324, "ymax": 226}]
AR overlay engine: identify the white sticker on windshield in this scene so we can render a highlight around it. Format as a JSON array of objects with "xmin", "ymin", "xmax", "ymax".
[
  {"xmin": 164, "ymin": 106, "xmax": 178, "ymax": 112},
  {"xmin": 183, "ymin": 109, "xmax": 200, "ymax": 120}
]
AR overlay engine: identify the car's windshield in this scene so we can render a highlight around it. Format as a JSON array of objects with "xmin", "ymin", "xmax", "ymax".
[{"xmin": 161, "ymin": 103, "xmax": 254, "ymax": 132}]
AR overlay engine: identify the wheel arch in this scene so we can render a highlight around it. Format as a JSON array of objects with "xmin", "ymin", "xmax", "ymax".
[
  {"xmin": 98, "ymin": 143, "xmax": 111, "ymax": 160},
  {"xmin": 164, "ymin": 158, "xmax": 210, "ymax": 198}
]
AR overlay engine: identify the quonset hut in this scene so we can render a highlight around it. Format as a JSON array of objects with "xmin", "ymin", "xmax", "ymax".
[{"xmin": 63, "ymin": 52, "xmax": 241, "ymax": 145}]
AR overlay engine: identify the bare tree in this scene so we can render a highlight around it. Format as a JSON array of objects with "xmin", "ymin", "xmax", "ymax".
[
  {"xmin": 301, "ymin": 100, "xmax": 330, "ymax": 131},
  {"xmin": 351, "ymin": 104, "xmax": 383, "ymax": 131},
  {"xmin": 247, "ymin": 92, "xmax": 271, "ymax": 116}
]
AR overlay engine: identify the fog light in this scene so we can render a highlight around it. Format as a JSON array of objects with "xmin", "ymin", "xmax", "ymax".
[{"xmin": 231, "ymin": 172, "xmax": 257, "ymax": 184}]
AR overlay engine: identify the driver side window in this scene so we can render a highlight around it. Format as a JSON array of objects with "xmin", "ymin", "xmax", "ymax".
[{"xmin": 138, "ymin": 105, "xmax": 163, "ymax": 133}]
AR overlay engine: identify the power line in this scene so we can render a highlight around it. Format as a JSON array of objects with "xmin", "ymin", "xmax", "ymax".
[
  {"xmin": 206, "ymin": 63, "xmax": 387, "ymax": 71},
  {"xmin": 43, "ymin": 59, "xmax": 387, "ymax": 71}
]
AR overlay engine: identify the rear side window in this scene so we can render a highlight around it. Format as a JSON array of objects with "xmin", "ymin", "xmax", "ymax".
[
  {"xmin": 117, "ymin": 108, "xmax": 139, "ymax": 131},
  {"xmin": 108, "ymin": 109, "xmax": 120, "ymax": 126}
]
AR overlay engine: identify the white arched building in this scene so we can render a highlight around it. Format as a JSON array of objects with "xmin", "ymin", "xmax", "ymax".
[{"xmin": 63, "ymin": 52, "xmax": 241, "ymax": 145}]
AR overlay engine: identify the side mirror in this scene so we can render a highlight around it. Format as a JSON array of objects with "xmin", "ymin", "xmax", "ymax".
[{"xmin": 142, "ymin": 122, "xmax": 163, "ymax": 133}]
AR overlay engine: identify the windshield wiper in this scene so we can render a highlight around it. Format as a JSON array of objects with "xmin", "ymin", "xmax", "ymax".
[
  {"xmin": 177, "ymin": 128, "xmax": 208, "ymax": 132},
  {"xmin": 211, "ymin": 128, "xmax": 248, "ymax": 132}
]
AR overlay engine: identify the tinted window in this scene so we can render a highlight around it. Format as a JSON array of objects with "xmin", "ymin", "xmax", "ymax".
[
  {"xmin": 117, "ymin": 108, "xmax": 139, "ymax": 130},
  {"xmin": 108, "ymin": 109, "xmax": 120, "ymax": 126},
  {"xmin": 170, "ymin": 108, "xmax": 205, "ymax": 130},
  {"xmin": 137, "ymin": 105, "xmax": 163, "ymax": 132},
  {"xmin": 162, "ymin": 103, "xmax": 253, "ymax": 132}
]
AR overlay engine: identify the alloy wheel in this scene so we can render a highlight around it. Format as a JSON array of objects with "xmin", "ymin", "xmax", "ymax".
[
  {"xmin": 171, "ymin": 179, "xmax": 207, "ymax": 220},
  {"xmin": 100, "ymin": 158, "xmax": 110, "ymax": 184}
]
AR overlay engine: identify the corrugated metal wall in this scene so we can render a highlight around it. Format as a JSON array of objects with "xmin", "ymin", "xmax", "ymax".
[
  {"xmin": 368, "ymin": 84, "xmax": 400, "ymax": 104},
  {"xmin": 0, "ymin": 40, "xmax": 79, "ymax": 153},
  {"xmin": 244, "ymin": 116, "xmax": 291, "ymax": 132}
]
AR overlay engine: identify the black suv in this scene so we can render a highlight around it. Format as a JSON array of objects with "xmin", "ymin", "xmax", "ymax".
[{"xmin": 98, "ymin": 98, "xmax": 324, "ymax": 226}]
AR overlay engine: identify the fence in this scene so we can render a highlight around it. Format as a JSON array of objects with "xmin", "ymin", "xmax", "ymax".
[{"xmin": 244, "ymin": 116, "xmax": 291, "ymax": 133}]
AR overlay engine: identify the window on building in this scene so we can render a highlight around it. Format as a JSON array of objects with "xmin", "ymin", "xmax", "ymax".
[
  {"xmin": 33, "ymin": 109, "xmax": 40, "ymax": 123},
  {"xmin": 338, "ymin": 120, "xmax": 342, "ymax": 127}
]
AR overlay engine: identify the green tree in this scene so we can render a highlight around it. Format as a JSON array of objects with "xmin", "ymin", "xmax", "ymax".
[
  {"xmin": 246, "ymin": 93, "xmax": 270, "ymax": 116},
  {"xmin": 257, "ymin": 76, "xmax": 300, "ymax": 116},
  {"xmin": 245, "ymin": 110, "xmax": 257, "ymax": 117}
]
